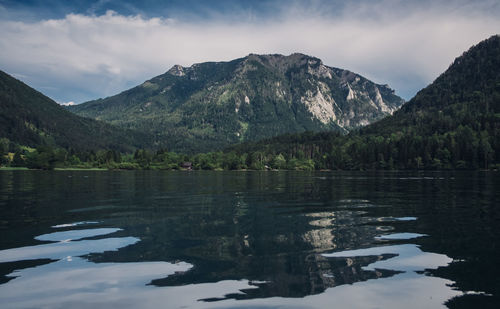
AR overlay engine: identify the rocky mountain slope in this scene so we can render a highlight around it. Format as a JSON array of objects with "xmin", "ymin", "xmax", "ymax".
[{"xmin": 69, "ymin": 53, "xmax": 404, "ymax": 153}]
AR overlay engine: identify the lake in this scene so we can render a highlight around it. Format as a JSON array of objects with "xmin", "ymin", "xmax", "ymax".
[{"xmin": 0, "ymin": 170, "xmax": 498, "ymax": 308}]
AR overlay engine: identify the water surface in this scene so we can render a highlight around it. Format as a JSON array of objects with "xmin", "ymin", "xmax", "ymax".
[{"xmin": 0, "ymin": 171, "xmax": 498, "ymax": 308}]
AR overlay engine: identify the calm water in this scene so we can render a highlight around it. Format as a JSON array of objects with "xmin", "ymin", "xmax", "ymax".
[{"xmin": 0, "ymin": 170, "xmax": 498, "ymax": 308}]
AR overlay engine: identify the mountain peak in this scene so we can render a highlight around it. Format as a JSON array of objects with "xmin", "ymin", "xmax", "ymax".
[
  {"xmin": 167, "ymin": 64, "xmax": 185, "ymax": 76},
  {"xmin": 244, "ymin": 53, "xmax": 322, "ymax": 69},
  {"xmin": 70, "ymin": 53, "xmax": 404, "ymax": 153},
  {"xmin": 450, "ymin": 34, "xmax": 499, "ymax": 68}
]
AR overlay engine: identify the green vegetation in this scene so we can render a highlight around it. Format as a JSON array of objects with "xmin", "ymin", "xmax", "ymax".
[
  {"xmin": 68, "ymin": 53, "xmax": 404, "ymax": 153},
  {"xmin": 0, "ymin": 70, "xmax": 150, "ymax": 152},
  {"xmin": 229, "ymin": 35, "xmax": 500, "ymax": 170},
  {"xmin": 1, "ymin": 36, "xmax": 499, "ymax": 171},
  {"xmin": 0, "ymin": 141, "xmax": 319, "ymax": 171}
]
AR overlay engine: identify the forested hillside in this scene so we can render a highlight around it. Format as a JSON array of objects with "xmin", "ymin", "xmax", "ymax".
[
  {"xmin": 0, "ymin": 70, "xmax": 149, "ymax": 152},
  {"xmin": 69, "ymin": 53, "xmax": 404, "ymax": 153},
  {"xmin": 228, "ymin": 35, "xmax": 500, "ymax": 170}
]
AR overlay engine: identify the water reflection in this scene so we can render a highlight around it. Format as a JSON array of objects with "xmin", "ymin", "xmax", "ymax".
[
  {"xmin": 324, "ymin": 243, "xmax": 452, "ymax": 272},
  {"xmin": 0, "ymin": 225, "xmax": 192, "ymax": 308},
  {"xmin": 36, "ymin": 228, "xmax": 122, "ymax": 242},
  {"xmin": 52, "ymin": 221, "xmax": 100, "ymax": 228},
  {"xmin": 0, "ymin": 170, "xmax": 498, "ymax": 308},
  {"xmin": 1, "ymin": 257, "xmax": 192, "ymax": 309},
  {"xmin": 0, "ymin": 236, "xmax": 140, "ymax": 263},
  {"xmin": 375, "ymin": 232, "xmax": 425, "ymax": 240}
]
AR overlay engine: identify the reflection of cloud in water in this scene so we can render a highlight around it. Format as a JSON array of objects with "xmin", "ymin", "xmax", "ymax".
[
  {"xmin": 375, "ymin": 233, "xmax": 426, "ymax": 240},
  {"xmin": 0, "ymin": 237, "xmax": 139, "ymax": 263},
  {"xmin": 375, "ymin": 217, "xmax": 418, "ymax": 222},
  {"xmin": 0, "ymin": 227, "xmax": 137, "ymax": 264},
  {"xmin": 36, "ymin": 228, "xmax": 122, "ymax": 242},
  {"xmin": 0, "ymin": 258, "xmax": 192, "ymax": 308},
  {"xmin": 52, "ymin": 221, "xmax": 99, "ymax": 228},
  {"xmin": 323, "ymin": 244, "xmax": 452, "ymax": 272},
  {"xmin": 0, "ymin": 270, "xmax": 460, "ymax": 308},
  {"xmin": 0, "ymin": 226, "xmax": 194, "ymax": 308},
  {"xmin": 338, "ymin": 199, "xmax": 370, "ymax": 203},
  {"xmin": 395, "ymin": 217, "xmax": 417, "ymax": 221}
]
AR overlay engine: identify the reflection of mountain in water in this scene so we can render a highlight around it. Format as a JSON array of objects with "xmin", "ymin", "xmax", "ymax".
[
  {"xmin": 80, "ymin": 179, "xmax": 430, "ymax": 300},
  {"xmin": 1, "ymin": 171, "xmax": 498, "ymax": 306}
]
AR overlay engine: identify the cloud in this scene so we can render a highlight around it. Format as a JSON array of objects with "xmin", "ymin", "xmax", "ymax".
[
  {"xmin": 0, "ymin": 1, "xmax": 499, "ymax": 103},
  {"xmin": 59, "ymin": 101, "xmax": 76, "ymax": 106}
]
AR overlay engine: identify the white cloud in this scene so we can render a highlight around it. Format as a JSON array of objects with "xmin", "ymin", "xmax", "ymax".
[
  {"xmin": 0, "ymin": 2, "xmax": 499, "ymax": 103},
  {"xmin": 59, "ymin": 101, "xmax": 76, "ymax": 106}
]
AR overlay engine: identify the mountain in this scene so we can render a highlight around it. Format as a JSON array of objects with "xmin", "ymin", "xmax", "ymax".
[
  {"xmin": 0, "ymin": 70, "xmax": 148, "ymax": 152},
  {"xmin": 229, "ymin": 35, "xmax": 500, "ymax": 170},
  {"xmin": 363, "ymin": 34, "xmax": 500, "ymax": 138},
  {"xmin": 68, "ymin": 53, "xmax": 404, "ymax": 153}
]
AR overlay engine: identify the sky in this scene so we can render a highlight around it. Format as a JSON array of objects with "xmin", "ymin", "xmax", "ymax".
[{"xmin": 0, "ymin": 0, "xmax": 499, "ymax": 104}]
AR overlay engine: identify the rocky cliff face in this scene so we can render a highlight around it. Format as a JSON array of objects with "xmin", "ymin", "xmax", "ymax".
[{"xmin": 69, "ymin": 53, "xmax": 404, "ymax": 152}]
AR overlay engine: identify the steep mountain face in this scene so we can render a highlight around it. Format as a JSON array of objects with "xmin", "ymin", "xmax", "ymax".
[
  {"xmin": 69, "ymin": 53, "xmax": 404, "ymax": 152},
  {"xmin": 365, "ymin": 35, "xmax": 500, "ymax": 137},
  {"xmin": 0, "ymin": 70, "xmax": 147, "ymax": 151}
]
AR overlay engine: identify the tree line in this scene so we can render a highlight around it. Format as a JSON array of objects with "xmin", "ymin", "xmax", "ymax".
[{"xmin": 1, "ymin": 122, "xmax": 498, "ymax": 171}]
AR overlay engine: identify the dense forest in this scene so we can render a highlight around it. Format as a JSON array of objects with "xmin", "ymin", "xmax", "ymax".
[
  {"xmin": 1, "ymin": 35, "xmax": 499, "ymax": 171},
  {"xmin": 0, "ymin": 70, "xmax": 149, "ymax": 152}
]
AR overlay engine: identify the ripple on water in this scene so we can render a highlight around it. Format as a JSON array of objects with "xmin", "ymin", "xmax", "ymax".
[
  {"xmin": 375, "ymin": 233, "xmax": 427, "ymax": 240},
  {"xmin": 36, "ymin": 228, "xmax": 122, "ymax": 242},
  {"xmin": 52, "ymin": 221, "xmax": 99, "ymax": 228}
]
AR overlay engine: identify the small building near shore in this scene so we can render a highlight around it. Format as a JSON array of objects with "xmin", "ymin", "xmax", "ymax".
[{"xmin": 181, "ymin": 162, "xmax": 193, "ymax": 170}]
